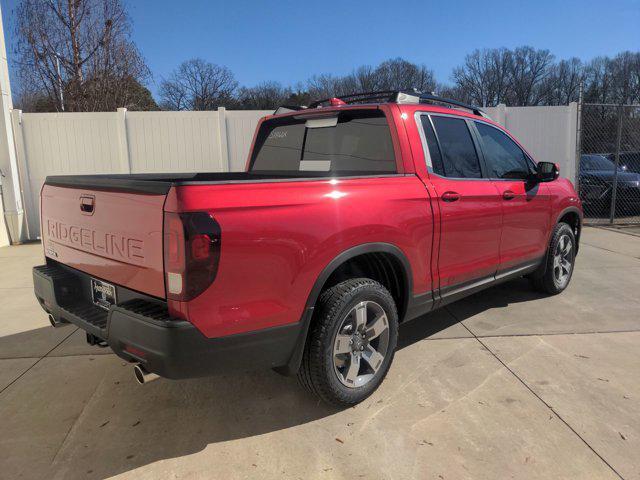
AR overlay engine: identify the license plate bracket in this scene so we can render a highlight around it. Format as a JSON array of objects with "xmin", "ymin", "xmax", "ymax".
[{"xmin": 91, "ymin": 278, "xmax": 117, "ymax": 310}]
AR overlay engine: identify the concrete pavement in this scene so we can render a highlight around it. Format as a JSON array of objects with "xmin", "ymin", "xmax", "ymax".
[{"xmin": 0, "ymin": 227, "xmax": 638, "ymax": 480}]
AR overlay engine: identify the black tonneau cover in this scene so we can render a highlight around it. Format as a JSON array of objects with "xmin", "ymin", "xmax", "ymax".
[
  {"xmin": 44, "ymin": 172, "xmax": 317, "ymax": 194},
  {"xmin": 44, "ymin": 169, "xmax": 391, "ymax": 194}
]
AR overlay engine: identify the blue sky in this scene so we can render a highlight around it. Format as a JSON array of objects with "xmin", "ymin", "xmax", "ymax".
[{"xmin": 1, "ymin": 0, "xmax": 639, "ymax": 98}]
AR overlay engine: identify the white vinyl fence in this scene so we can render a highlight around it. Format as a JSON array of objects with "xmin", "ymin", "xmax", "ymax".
[
  {"xmin": 485, "ymin": 103, "xmax": 579, "ymax": 183},
  {"xmin": 8, "ymin": 104, "xmax": 578, "ymax": 240},
  {"xmin": 10, "ymin": 108, "xmax": 270, "ymax": 238}
]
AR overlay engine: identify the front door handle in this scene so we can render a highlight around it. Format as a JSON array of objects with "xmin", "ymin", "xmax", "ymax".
[
  {"xmin": 502, "ymin": 190, "xmax": 516, "ymax": 200},
  {"xmin": 442, "ymin": 191, "xmax": 460, "ymax": 202}
]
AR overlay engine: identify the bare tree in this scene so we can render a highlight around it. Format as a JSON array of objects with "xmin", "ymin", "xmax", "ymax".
[
  {"xmin": 302, "ymin": 58, "xmax": 436, "ymax": 104},
  {"xmin": 436, "ymin": 83, "xmax": 473, "ymax": 104},
  {"xmin": 236, "ymin": 81, "xmax": 293, "ymax": 109},
  {"xmin": 487, "ymin": 48, "xmax": 513, "ymax": 105},
  {"xmin": 541, "ymin": 58, "xmax": 584, "ymax": 105},
  {"xmin": 506, "ymin": 46, "xmax": 554, "ymax": 106},
  {"xmin": 373, "ymin": 58, "xmax": 436, "ymax": 92},
  {"xmin": 450, "ymin": 46, "xmax": 575, "ymax": 107},
  {"xmin": 609, "ymin": 51, "xmax": 640, "ymax": 104},
  {"xmin": 452, "ymin": 48, "xmax": 512, "ymax": 107},
  {"xmin": 159, "ymin": 58, "xmax": 238, "ymax": 110},
  {"xmin": 353, "ymin": 65, "xmax": 379, "ymax": 92},
  {"xmin": 584, "ymin": 52, "xmax": 640, "ymax": 105},
  {"xmin": 305, "ymin": 73, "xmax": 346, "ymax": 100},
  {"xmin": 15, "ymin": 0, "xmax": 155, "ymax": 111},
  {"xmin": 584, "ymin": 56, "xmax": 614, "ymax": 104}
]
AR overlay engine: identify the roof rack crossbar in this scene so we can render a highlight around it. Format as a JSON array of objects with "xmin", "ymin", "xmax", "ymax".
[
  {"xmin": 301, "ymin": 90, "xmax": 490, "ymax": 119},
  {"xmin": 308, "ymin": 90, "xmax": 399, "ymax": 108}
]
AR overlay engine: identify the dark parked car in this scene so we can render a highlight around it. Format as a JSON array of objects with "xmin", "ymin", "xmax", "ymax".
[
  {"xmin": 580, "ymin": 154, "xmax": 640, "ymax": 213},
  {"xmin": 606, "ymin": 152, "xmax": 640, "ymax": 174}
]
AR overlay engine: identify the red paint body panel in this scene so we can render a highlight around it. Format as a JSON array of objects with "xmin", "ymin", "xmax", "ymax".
[
  {"xmin": 428, "ymin": 177, "xmax": 502, "ymax": 287},
  {"xmin": 491, "ymin": 181, "xmax": 551, "ymax": 270},
  {"xmin": 168, "ymin": 176, "xmax": 433, "ymax": 337},
  {"xmin": 547, "ymin": 178, "xmax": 583, "ymax": 222},
  {"xmin": 40, "ymin": 185, "xmax": 166, "ymax": 298}
]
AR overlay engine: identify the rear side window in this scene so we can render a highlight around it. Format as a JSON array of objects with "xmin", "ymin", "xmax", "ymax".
[
  {"xmin": 420, "ymin": 116, "xmax": 445, "ymax": 176},
  {"xmin": 250, "ymin": 110, "xmax": 396, "ymax": 175},
  {"xmin": 428, "ymin": 116, "xmax": 482, "ymax": 179},
  {"xmin": 476, "ymin": 122, "xmax": 532, "ymax": 179}
]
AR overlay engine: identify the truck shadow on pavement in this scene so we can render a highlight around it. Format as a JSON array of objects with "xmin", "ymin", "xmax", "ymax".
[
  {"xmin": 398, "ymin": 277, "xmax": 547, "ymax": 349},
  {"xmin": 0, "ymin": 278, "xmax": 545, "ymax": 480}
]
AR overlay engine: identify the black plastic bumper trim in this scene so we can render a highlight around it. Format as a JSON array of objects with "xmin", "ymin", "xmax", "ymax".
[{"xmin": 33, "ymin": 263, "xmax": 303, "ymax": 379}]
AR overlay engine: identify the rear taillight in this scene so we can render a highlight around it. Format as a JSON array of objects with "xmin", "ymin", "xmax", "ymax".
[{"xmin": 163, "ymin": 211, "xmax": 221, "ymax": 301}]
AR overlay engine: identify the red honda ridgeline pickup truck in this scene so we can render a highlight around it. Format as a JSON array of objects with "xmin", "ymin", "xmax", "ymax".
[{"xmin": 33, "ymin": 91, "xmax": 582, "ymax": 406}]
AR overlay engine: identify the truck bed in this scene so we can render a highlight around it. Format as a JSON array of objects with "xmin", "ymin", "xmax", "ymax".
[{"xmin": 40, "ymin": 170, "xmax": 385, "ymax": 301}]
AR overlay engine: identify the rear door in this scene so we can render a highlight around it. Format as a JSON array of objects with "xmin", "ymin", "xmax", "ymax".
[
  {"xmin": 41, "ymin": 184, "xmax": 166, "ymax": 298},
  {"xmin": 473, "ymin": 121, "xmax": 551, "ymax": 271},
  {"xmin": 418, "ymin": 114, "xmax": 502, "ymax": 298}
]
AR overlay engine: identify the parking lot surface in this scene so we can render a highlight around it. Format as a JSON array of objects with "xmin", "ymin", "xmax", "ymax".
[{"xmin": 0, "ymin": 227, "xmax": 638, "ymax": 480}]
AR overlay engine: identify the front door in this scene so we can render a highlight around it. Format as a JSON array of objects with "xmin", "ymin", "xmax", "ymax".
[
  {"xmin": 473, "ymin": 121, "xmax": 551, "ymax": 271},
  {"xmin": 418, "ymin": 114, "xmax": 502, "ymax": 296}
]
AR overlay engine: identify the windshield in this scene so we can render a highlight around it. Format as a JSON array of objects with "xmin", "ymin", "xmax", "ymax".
[
  {"xmin": 581, "ymin": 155, "xmax": 620, "ymax": 172},
  {"xmin": 249, "ymin": 110, "xmax": 396, "ymax": 176}
]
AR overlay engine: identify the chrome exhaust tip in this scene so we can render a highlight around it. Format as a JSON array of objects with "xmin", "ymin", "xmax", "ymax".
[
  {"xmin": 48, "ymin": 313, "xmax": 67, "ymax": 328},
  {"xmin": 133, "ymin": 364, "xmax": 160, "ymax": 385}
]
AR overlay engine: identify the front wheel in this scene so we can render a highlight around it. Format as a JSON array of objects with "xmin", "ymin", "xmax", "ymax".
[
  {"xmin": 531, "ymin": 222, "xmax": 576, "ymax": 295},
  {"xmin": 298, "ymin": 278, "xmax": 398, "ymax": 406}
]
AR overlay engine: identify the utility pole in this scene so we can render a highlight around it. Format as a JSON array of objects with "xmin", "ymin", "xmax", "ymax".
[
  {"xmin": 54, "ymin": 53, "xmax": 64, "ymax": 111},
  {"xmin": 574, "ymin": 81, "xmax": 583, "ymax": 196},
  {"xmin": 0, "ymin": 3, "xmax": 24, "ymax": 245},
  {"xmin": 609, "ymin": 105, "xmax": 624, "ymax": 224}
]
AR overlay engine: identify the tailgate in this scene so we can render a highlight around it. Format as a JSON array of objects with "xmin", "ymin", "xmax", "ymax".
[{"xmin": 41, "ymin": 184, "xmax": 166, "ymax": 298}]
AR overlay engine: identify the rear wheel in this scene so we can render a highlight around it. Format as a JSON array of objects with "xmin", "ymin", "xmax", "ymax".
[
  {"xmin": 531, "ymin": 222, "xmax": 576, "ymax": 294},
  {"xmin": 298, "ymin": 278, "xmax": 398, "ymax": 406}
]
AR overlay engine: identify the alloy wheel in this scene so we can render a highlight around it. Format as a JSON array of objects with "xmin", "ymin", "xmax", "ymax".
[
  {"xmin": 553, "ymin": 234, "xmax": 573, "ymax": 288},
  {"xmin": 332, "ymin": 301, "xmax": 390, "ymax": 388}
]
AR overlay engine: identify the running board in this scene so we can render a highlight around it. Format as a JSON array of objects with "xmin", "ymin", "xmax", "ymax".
[{"xmin": 437, "ymin": 258, "xmax": 542, "ymax": 309}]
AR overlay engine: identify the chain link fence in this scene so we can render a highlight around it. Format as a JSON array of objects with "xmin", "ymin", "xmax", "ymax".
[{"xmin": 578, "ymin": 103, "xmax": 640, "ymax": 224}]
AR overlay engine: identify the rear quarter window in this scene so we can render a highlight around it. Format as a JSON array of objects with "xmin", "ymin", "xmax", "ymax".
[{"xmin": 250, "ymin": 110, "xmax": 396, "ymax": 175}]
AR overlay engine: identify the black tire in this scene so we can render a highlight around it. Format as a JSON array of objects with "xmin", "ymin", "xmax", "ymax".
[
  {"xmin": 531, "ymin": 222, "xmax": 576, "ymax": 295},
  {"xmin": 298, "ymin": 278, "xmax": 399, "ymax": 407}
]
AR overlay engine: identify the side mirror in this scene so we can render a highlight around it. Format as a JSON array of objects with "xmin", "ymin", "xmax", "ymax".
[{"xmin": 535, "ymin": 161, "xmax": 559, "ymax": 182}]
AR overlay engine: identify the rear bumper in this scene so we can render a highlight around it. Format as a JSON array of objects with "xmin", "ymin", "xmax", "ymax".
[{"xmin": 33, "ymin": 263, "xmax": 304, "ymax": 379}]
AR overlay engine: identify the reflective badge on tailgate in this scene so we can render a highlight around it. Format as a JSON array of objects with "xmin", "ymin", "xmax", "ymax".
[{"xmin": 91, "ymin": 278, "xmax": 117, "ymax": 310}]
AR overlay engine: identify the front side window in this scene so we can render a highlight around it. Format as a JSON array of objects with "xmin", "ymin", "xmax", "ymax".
[
  {"xmin": 250, "ymin": 110, "xmax": 396, "ymax": 175},
  {"xmin": 427, "ymin": 116, "xmax": 482, "ymax": 179},
  {"xmin": 476, "ymin": 122, "xmax": 532, "ymax": 180}
]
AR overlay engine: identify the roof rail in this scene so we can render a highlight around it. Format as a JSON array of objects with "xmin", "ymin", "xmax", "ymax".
[
  {"xmin": 415, "ymin": 93, "xmax": 489, "ymax": 118},
  {"xmin": 299, "ymin": 90, "xmax": 490, "ymax": 118}
]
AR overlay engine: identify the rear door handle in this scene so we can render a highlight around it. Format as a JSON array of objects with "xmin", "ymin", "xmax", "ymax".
[
  {"xmin": 502, "ymin": 190, "xmax": 516, "ymax": 200},
  {"xmin": 442, "ymin": 191, "xmax": 460, "ymax": 202}
]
